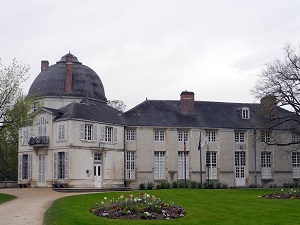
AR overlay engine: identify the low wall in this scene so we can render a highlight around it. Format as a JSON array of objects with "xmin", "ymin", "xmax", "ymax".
[{"xmin": 0, "ymin": 181, "xmax": 18, "ymax": 188}]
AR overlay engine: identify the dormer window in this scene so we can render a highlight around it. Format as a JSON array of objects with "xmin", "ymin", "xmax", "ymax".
[
  {"xmin": 37, "ymin": 115, "xmax": 47, "ymax": 136},
  {"xmin": 242, "ymin": 107, "xmax": 250, "ymax": 119}
]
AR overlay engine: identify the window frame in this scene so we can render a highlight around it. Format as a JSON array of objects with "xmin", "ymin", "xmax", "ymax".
[
  {"xmin": 57, "ymin": 123, "xmax": 67, "ymax": 141},
  {"xmin": 37, "ymin": 115, "xmax": 47, "ymax": 136},
  {"xmin": 126, "ymin": 151, "xmax": 135, "ymax": 180},
  {"xmin": 154, "ymin": 130, "xmax": 165, "ymax": 142},
  {"xmin": 206, "ymin": 130, "xmax": 217, "ymax": 142},
  {"xmin": 261, "ymin": 151, "xmax": 272, "ymax": 179},
  {"xmin": 126, "ymin": 129, "xmax": 135, "ymax": 141},
  {"xmin": 234, "ymin": 131, "xmax": 245, "ymax": 143},
  {"xmin": 154, "ymin": 151, "xmax": 166, "ymax": 179},
  {"xmin": 292, "ymin": 152, "xmax": 300, "ymax": 178},
  {"xmin": 206, "ymin": 151, "xmax": 217, "ymax": 179},
  {"xmin": 242, "ymin": 107, "xmax": 250, "ymax": 119},
  {"xmin": 261, "ymin": 131, "xmax": 271, "ymax": 143},
  {"xmin": 178, "ymin": 151, "xmax": 189, "ymax": 179},
  {"xmin": 178, "ymin": 130, "xmax": 188, "ymax": 142}
]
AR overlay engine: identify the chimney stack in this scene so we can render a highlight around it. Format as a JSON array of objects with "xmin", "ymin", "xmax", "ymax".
[
  {"xmin": 41, "ymin": 60, "xmax": 49, "ymax": 71},
  {"xmin": 65, "ymin": 53, "xmax": 73, "ymax": 92},
  {"xmin": 260, "ymin": 95, "xmax": 278, "ymax": 117},
  {"xmin": 180, "ymin": 91, "xmax": 195, "ymax": 114}
]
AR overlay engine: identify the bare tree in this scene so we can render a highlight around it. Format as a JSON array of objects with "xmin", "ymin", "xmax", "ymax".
[
  {"xmin": 107, "ymin": 100, "xmax": 127, "ymax": 112},
  {"xmin": 252, "ymin": 44, "xmax": 300, "ymax": 146}
]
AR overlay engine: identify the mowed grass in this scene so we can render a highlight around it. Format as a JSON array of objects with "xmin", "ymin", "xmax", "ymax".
[
  {"xmin": 44, "ymin": 189, "xmax": 300, "ymax": 225},
  {"xmin": 0, "ymin": 193, "xmax": 16, "ymax": 204}
]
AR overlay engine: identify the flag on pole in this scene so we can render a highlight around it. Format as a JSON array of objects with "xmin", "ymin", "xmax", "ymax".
[
  {"xmin": 183, "ymin": 138, "xmax": 186, "ymax": 152},
  {"xmin": 198, "ymin": 133, "xmax": 201, "ymax": 151},
  {"xmin": 201, "ymin": 135, "xmax": 209, "ymax": 149}
]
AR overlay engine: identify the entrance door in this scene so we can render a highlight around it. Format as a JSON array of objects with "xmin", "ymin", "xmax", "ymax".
[
  {"xmin": 235, "ymin": 151, "xmax": 246, "ymax": 186},
  {"xmin": 38, "ymin": 154, "xmax": 46, "ymax": 187},
  {"xmin": 94, "ymin": 164, "xmax": 102, "ymax": 188}
]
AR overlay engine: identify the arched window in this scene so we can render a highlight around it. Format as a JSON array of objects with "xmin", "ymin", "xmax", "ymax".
[{"xmin": 37, "ymin": 115, "xmax": 47, "ymax": 136}]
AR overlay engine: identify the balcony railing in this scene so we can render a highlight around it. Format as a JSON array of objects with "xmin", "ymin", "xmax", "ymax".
[{"xmin": 28, "ymin": 136, "xmax": 50, "ymax": 146}]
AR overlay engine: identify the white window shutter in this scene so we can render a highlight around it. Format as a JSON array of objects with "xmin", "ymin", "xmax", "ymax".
[
  {"xmin": 54, "ymin": 152, "xmax": 57, "ymax": 179},
  {"xmin": 65, "ymin": 152, "xmax": 69, "ymax": 179},
  {"xmin": 57, "ymin": 124, "xmax": 61, "ymax": 140},
  {"xmin": 93, "ymin": 125, "xmax": 98, "ymax": 141},
  {"xmin": 79, "ymin": 123, "xmax": 85, "ymax": 140},
  {"xmin": 28, "ymin": 155, "xmax": 32, "ymax": 180},
  {"xmin": 18, "ymin": 155, "xmax": 22, "ymax": 180},
  {"xmin": 63, "ymin": 123, "xmax": 66, "ymax": 140},
  {"xmin": 113, "ymin": 127, "xmax": 118, "ymax": 143},
  {"xmin": 100, "ymin": 125, "xmax": 105, "ymax": 141}
]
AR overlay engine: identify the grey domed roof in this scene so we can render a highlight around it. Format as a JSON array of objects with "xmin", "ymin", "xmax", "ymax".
[{"xmin": 28, "ymin": 53, "xmax": 107, "ymax": 102}]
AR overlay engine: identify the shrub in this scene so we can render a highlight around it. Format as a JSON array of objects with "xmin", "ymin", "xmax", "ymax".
[
  {"xmin": 147, "ymin": 182, "xmax": 154, "ymax": 190},
  {"xmin": 139, "ymin": 183, "xmax": 146, "ymax": 190},
  {"xmin": 190, "ymin": 181, "xmax": 198, "ymax": 189},
  {"xmin": 178, "ymin": 181, "xmax": 185, "ymax": 188},
  {"xmin": 160, "ymin": 182, "xmax": 167, "ymax": 189},
  {"xmin": 172, "ymin": 181, "xmax": 178, "ymax": 188},
  {"xmin": 215, "ymin": 182, "xmax": 222, "ymax": 189},
  {"xmin": 221, "ymin": 183, "xmax": 228, "ymax": 189},
  {"xmin": 165, "ymin": 182, "xmax": 171, "ymax": 189}
]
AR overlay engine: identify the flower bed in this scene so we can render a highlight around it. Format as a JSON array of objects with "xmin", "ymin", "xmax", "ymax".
[
  {"xmin": 90, "ymin": 193, "xmax": 186, "ymax": 220},
  {"xmin": 262, "ymin": 189, "xmax": 300, "ymax": 199}
]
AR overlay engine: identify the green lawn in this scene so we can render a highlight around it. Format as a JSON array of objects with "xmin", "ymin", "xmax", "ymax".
[
  {"xmin": 0, "ymin": 193, "xmax": 16, "ymax": 204},
  {"xmin": 44, "ymin": 189, "xmax": 300, "ymax": 225}
]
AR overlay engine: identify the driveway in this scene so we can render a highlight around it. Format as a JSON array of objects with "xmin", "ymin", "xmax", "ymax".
[{"xmin": 0, "ymin": 188, "xmax": 86, "ymax": 225}]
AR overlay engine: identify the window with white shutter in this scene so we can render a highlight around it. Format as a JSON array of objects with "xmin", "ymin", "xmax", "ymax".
[
  {"xmin": 113, "ymin": 127, "xmax": 118, "ymax": 143},
  {"xmin": 154, "ymin": 151, "xmax": 166, "ymax": 179}
]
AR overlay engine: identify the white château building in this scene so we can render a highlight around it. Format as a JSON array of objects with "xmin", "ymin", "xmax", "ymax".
[{"xmin": 18, "ymin": 53, "xmax": 300, "ymax": 189}]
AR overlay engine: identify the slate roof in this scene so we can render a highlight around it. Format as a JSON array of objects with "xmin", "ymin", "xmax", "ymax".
[
  {"xmin": 28, "ymin": 53, "xmax": 107, "ymax": 102},
  {"xmin": 53, "ymin": 99, "xmax": 125, "ymax": 125},
  {"xmin": 122, "ymin": 100, "xmax": 298, "ymax": 130}
]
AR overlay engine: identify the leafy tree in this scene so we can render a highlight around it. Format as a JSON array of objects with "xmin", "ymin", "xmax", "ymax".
[
  {"xmin": 0, "ymin": 58, "xmax": 29, "ymax": 130},
  {"xmin": 107, "ymin": 100, "xmax": 127, "ymax": 112},
  {"xmin": 252, "ymin": 44, "xmax": 300, "ymax": 146},
  {"xmin": 0, "ymin": 59, "xmax": 31, "ymax": 180}
]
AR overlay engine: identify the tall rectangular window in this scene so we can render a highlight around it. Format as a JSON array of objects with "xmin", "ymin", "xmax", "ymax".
[
  {"xmin": 178, "ymin": 152, "xmax": 189, "ymax": 179},
  {"xmin": 292, "ymin": 152, "xmax": 300, "ymax": 178},
  {"xmin": 206, "ymin": 152, "xmax": 217, "ymax": 179},
  {"xmin": 261, "ymin": 152, "xmax": 272, "ymax": 179},
  {"xmin": 126, "ymin": 130, "xmax": 135, "ymax": 141},
  {"xmin": 206, "ymin": 131, "xmax": 216, "ymax": 142},
  {"xmin": 19, "ymin": 154, "xmax": 32, "ymax": 180},
  {"xmin": 154, "ymin": 151, "xmax": 165, "ymax": 179},
  {"xmin": 57, "ymin": 123, "xmax": 66, "ymax": 141},
  {"xmin": 154, "ymin": 130, "xmax": 165, "ymax": 141},
  {"xmin": 261, "ymin": 131, "xmax": 271, "ymax": 143},
  {"xmin": 105, "ymin": 126, "xmax": 112, "ymax": 142},
  {"xmin": 126, "ymin": 152, "xmax": 135, "ymax": 179},
  {"xmin": 54, "ymin": 152, "xmax": 68, "ymax": 179},
  {"xmin": 178, "ymin": 130, "xmax": 188, "ymax": 142},
  {"xmin": 79, "ymin": 123, "xmax": 97, "ymax": 142},
  {"xmin": 235, "ymin": 132, "xmax": 245, "ymax": 143},
  {"xmin": 37, "ymin": 115, "xmax": 47, "ymax": 136}
]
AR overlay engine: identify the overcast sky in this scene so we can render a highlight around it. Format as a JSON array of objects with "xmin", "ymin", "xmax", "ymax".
[{"xmin": 1, "ymin": 0, "xmax": 300, "ymax": 109}]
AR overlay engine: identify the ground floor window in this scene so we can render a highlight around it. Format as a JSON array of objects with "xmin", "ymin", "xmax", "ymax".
[
  {"xmin": 18, "ymin": 154, "xmax": 31, "ymax": 180},
  {"xmin": 178, "ymin": 151, "xmax": 189, "ymax": 179},
  {"xmin": 126, "ymin": 152, "xmax": 135, "ymax": 179},
  {"xmin": 206, "ymin": 152, "xmax": 217, "ymax": 179},
  {"xmin": 154, "ymin": 151, "xmax": 165, "ymax": 179},
  {"xmin": 261, "ymin": 152, "xmax": 272, "ymax": 179},
  {"xmin": 54, "ymin": 152, "xmax": 69, "ymax": 179},
  {"xmin": 292, "ymin": 152, "xmax": 300, "ymax": 178}
]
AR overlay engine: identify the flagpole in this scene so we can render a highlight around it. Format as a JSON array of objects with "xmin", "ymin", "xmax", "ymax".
[
  {"xmin": 199, "ymin": 132, "xmax": 202, "ymax": 188},
  {"xmin": 184, "ymin": 138, "xmax": 187, "ymax": 188}
]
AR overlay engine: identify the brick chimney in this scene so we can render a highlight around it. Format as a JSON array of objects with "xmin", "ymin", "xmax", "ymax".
[
  {"xmin": 41, "ymin": 60, "xmax": 49, "ymax": 71},
  {"xmin": 180, "ymin": 91, "xmax": 195, "ymax": 114},
  {"xmin": 260, "ymin": 95, "xmax": 277, "ymax": 117},
  {"xmin": 65, "ymin": 53, "xmax": 73, "ymax": 92}
]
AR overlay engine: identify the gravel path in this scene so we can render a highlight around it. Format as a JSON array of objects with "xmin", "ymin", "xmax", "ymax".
[{"xmin": 0, "ymin": 188, "xmax": 87, "ymax": 225}]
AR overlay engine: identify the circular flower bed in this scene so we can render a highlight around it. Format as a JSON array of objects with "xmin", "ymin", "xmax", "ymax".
[
  {"xmin": 262, "ymin": 189, "xmax": 300, "ymax": 199},
  {"xmin": 90, "ymin": 193, "xmax": 186, "ymax": 220}
]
